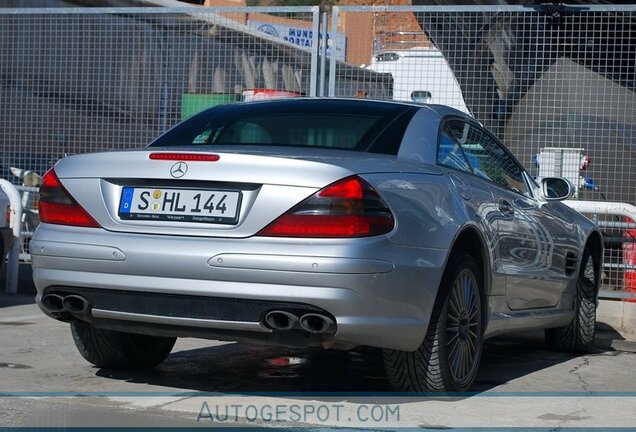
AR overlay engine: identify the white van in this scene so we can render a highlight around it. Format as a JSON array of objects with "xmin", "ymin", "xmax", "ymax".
[{"xmin": 366, "ymin": 46, "xmax": 469, "ymax": 114}]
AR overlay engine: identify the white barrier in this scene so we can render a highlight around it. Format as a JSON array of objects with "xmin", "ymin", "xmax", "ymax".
[
  {"xmin": 564, "ymin": 200, "xmax": 636, "ymax": 222},
  {"xmin": 0, "ymin": 180, "xmax": 23, "ymax": 294},
  {"xmin": 564, "ymin": 200, "xmax": 636, "ymax": 300}
]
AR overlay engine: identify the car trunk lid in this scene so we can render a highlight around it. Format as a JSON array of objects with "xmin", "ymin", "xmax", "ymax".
[{"xmin": 52, "ymin": 148, "xmax": 441, "ymax": 238}]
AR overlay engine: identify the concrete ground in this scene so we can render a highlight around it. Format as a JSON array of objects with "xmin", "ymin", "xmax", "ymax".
[{"xmin": 1, "ymin": 293, "xmax": 636, "ymax": 429}]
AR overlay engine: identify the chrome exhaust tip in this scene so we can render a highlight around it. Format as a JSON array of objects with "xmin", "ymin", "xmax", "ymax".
[
  {"xmin": 299, "ymin": 313, "xmax": 335, "ymax": 334},
  {"xmin": 41, "ymin": 294, "xmax": 65, "ymax": 313},
  {"xmin": 62, "ymin": 295, "xmax": 90, "ymax": 314},
  {"xmin": 264, "ymin": 311, "xmax": 299, "ymax": 331}
]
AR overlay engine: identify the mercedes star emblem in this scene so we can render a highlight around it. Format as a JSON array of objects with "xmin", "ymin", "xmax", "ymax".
[{"xmin": 170, "ymin": 161, "xmax": 188, "ymax": 178}]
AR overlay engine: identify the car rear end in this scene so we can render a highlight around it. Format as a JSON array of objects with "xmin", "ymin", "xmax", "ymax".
[{"xmin": 31, "ymin": 99, "xmax": 448, "ymax": 352}]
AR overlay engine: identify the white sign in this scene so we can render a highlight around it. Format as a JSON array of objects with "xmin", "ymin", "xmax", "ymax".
[{"xmin": 248, "ymin": 20, "xmax": 346, "ymax": 62}]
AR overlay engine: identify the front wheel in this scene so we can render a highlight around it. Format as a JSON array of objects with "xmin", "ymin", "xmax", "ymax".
[
  {"xmin": 70, "ymin": 321, "xmax": 176, "ymax": 369},
  {"xmin": 383, "ymin": 251, "xmax": 484, "ymax": 392},
  {"xmin": 545, "ymin": 248, "xmax": 598, "ymax": 353}
]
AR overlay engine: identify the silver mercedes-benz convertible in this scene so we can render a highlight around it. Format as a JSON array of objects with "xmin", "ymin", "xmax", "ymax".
[{"xmin": 32, "ymin": 98, "xmax": 603, "ymax": 392}]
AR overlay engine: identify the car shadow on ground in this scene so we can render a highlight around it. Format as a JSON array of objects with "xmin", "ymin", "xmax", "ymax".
[
  {"xmin": 94, "ymin": 329, "xmax": 613, "ymax": 397},
  {"xmin": 97, "ymin": 344, "xmax": 392, "ymax": 393}
]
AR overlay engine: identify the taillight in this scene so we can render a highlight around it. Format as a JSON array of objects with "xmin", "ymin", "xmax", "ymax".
[
  {"xmin": 257, "ymin": 176, "xmax": 394, "ymax": 238},
  {"xmin": 38, "ymin": 169, "xmax": 100, "ymax": 228}
]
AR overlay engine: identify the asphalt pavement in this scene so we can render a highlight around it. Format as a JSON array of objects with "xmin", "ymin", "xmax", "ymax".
[{"xmin": 1, "ymin": 293, "xmax": 636, "ymax": 429}]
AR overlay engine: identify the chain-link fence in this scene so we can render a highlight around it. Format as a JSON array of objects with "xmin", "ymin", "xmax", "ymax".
[
  {"xmin": 331, "ymin": 5, "xmax": 636, "ymax": 203},
  {"xmin": 2, "ymin": 7, "xmax": 321, "ymax": 256},
  {"xmin": 330, "ymin": 4, "xmax": 636, "ymax": 299},
  {"xmin": 2, "ymin": 5, "xmax": 636, "ymax": 299},
  {"xmin": 0, "ymin": 7, "xmax": 322, "ymax": 170}
]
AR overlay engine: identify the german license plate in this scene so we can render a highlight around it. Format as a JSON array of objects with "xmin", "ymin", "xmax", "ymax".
[{"xmin": 118, "ymin": 187, "xmax": 241, "ymax": 224}]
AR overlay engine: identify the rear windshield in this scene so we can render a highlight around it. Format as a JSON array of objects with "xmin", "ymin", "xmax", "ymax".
[{"xmin": 150, "ymin": 100, "xmax": 417, "ymax": 155}]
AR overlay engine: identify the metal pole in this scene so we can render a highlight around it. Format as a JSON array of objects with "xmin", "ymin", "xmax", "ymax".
[
  {"xmin": 309, "ymin": 7, "xmax": 320, "ymax": 97},
  {"xmin": 0, "ymin": 180, "xmax": 22, "ymax": 294},
  {"xmin": 159, "ymin": 33, "xmax": 169, "ymax": 132},
  {"xmin": 327, "ymin": 6, "xmax": 339, "ymax": 97},
  {"xmin": 318, "ymin": 12, "xmax": 328, "ymax": 97}
]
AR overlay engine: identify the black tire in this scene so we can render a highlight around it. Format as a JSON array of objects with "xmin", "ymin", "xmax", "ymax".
[
  {"xmin": 545, "ymin": 248, "xmax": 598, "ymax": 353},
  {"xmin": 70, "ymin": 321, "xmax": 176, "ymax": 369},
  {"xmin": 383, "ymin": 251, "xmax": 483, "ymax": 392}
]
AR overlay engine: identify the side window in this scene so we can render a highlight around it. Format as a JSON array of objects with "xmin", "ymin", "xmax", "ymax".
[
  {"xmin": 437, "ymin": 123, "xmax": 472, "ymax": 173},
  {"xmin": 465, "ymin": 126, "xmax": 529, "ymax": 195},
  {"xmin": 446, "ymin": 119, "xmax": 530, "ymax": 196}
]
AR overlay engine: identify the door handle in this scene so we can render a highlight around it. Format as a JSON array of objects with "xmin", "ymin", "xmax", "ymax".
[{"xmin": 498, "ymin": 200, "xmax": 515, "ymax": 217}]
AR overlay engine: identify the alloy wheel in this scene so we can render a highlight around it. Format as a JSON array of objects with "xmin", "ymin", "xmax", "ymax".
[{"xmin": 446, "ymin": 268, "xmax": 481, "ymax": 385}]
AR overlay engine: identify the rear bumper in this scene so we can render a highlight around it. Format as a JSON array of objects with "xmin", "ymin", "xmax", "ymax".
[{"xmin": 32, "ymin": 224, "xmax": 448, "ymax": 351}]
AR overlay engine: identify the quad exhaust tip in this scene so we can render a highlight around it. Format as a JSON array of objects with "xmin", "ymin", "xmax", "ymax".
[
  {"xmin": 299, "ymin": 313, "xmax": 334, "ymax": 334},
  {"xmin": 44, "ymin": 297, "xmax": 335, "ymax": 333},
  {"xmin": 62, "ymin": 295, "xmax": 90, "ymax": 314},
  {"xmin": 264, "ymin": 311, "xmax": 299, "ymax": 331},
  {"xmin": 41, "ymin": 294, "xmax": 90, "ymax": 315},
  {"xmin": 41, "ymin": 294, "xmax": 65, "ymax": 314},
  {"xmin": 265, "ymin": 311, "xmax": 335, "ymax": 333},
  {"xmin": 265, "ymin": 310, "xmax": 335, "ymax": 333}
]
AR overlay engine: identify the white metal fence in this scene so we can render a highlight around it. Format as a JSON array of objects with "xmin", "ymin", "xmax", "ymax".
[
  {"xmin": 2, "ymin": 4, "xmax": 636, "ymax": 299},
  {"xmin": 328, "ymin": 4, "xmax": 636, "ymax": 300},
  {"xmin": 1, "ymin": 7, "xmax": 321, "ymax": 167},
  {"xmin": 330, "ymin": 4, "xmax": 636, "ymax": 205}
]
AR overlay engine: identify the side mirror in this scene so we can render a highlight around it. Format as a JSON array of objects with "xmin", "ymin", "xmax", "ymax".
[{"xmin": 541, "ymin": 177, "xmax": 575, "ymax": 201}]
